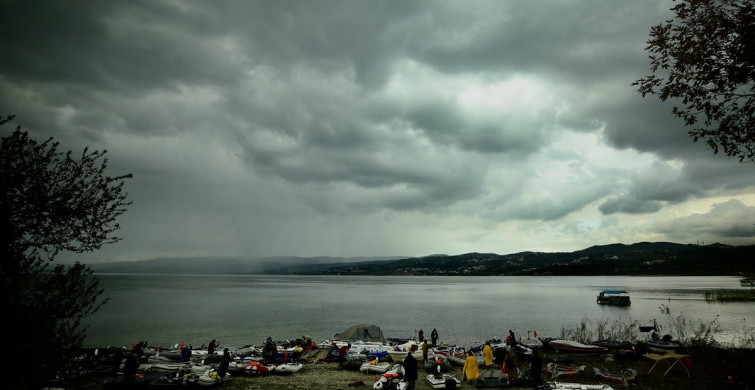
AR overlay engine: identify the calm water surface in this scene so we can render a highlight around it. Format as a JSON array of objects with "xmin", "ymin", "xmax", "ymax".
[{"xmin": 82, "ymin": 274, "xmax": 754, "ymax": 349}]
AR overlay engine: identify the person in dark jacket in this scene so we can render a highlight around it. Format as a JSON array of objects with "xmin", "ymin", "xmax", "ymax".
[
  {"xmin": 217, "ymin": 348, "xmax": 231, "ymax": 378},
  {"xmin": 530, "ymin": 347, "xmax": 543, "ymax": 386},
  {"xmin": 123, "ymin": 353, "xmax": 139, "ymax": 388},
  {"xmin": 403, "ymin": 351, "xmax": 418, "ymax": 389},
  {"xmin": 208, "ymin": 339, "xmax": 217, "ymax": 355},
  {"xmin": 430, "ymin": 328, "xmax": 439, "ymax": 347},
  {"xmin": 111, "ymin": 347, "xmax": 124, "ymax": 375},
  {"xmin": 262, "ymin": 337, "xmax": 278, "ymax": 365}
]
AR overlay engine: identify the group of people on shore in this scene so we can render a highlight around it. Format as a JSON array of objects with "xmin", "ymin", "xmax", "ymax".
[
  {"xmin": 114, "ymin": 339, "xmax": 232, "ymax": 387},
  {"xmin": 459, "ymin": 330, "xmax": 543, "ymax": 387},
  {"xmin": 114, "ymin": 327, "xmax": 542, "ymax": 388}
]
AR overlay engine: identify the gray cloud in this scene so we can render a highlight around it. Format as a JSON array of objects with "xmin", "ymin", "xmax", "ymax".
[{"xmin": 1, "ymin": 0, "xmax": 752, "ymax": 261}]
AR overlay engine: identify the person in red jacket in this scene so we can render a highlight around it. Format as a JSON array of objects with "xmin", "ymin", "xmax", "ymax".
[{"xmin": 333, "ymin": 342, "xmax": 351, "ymax": 368}]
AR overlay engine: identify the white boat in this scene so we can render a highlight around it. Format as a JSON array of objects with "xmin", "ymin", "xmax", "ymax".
[
  {"xmin": 387, "ymin": 342, "xmax": 424, "ymax": 363},
  {"xmin": 271, "ymin": 362, "xmax": 303, "ymax": 375},
  {"xmin": 541, "ymin": 382, "xmax": 614, "ymax": 390},
  {"xmin": 225, "ymin": 361, "xmax": 245, "ymax": 374},
  {"xmin": 360, "ymin": 361, "xmax": 392, "ymax": 374},
  {"xmin": 644, "ymin": 340, "xmax": 680, "ymax": 353},
  {"xmin": 143, "ymin": 362, "xmax": 186, "ymax": 374},
  {"xmin": 548, "ymin": 340, "xmax": 607, "ymax": 355},
  {"xmin": 520, "ymin": 338, "xmax": 543, "ymax": 348},
  {"xmin": 425, "ymin": 373, "xmax": 461, "ymax": 389},
  {"xmin": 188, "ymin": 364, "xmax": 215, "ymax": 375}
]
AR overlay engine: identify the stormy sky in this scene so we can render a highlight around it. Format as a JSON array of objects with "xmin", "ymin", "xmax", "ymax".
[{"xmin": 1, "ymin": 0, "xmax": 753, "ymax": 263}]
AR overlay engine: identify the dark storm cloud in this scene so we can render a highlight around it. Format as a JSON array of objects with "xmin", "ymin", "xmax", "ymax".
[{"xmin": 1, "ymin": 0, "xmax": 752, "ymax": 260}]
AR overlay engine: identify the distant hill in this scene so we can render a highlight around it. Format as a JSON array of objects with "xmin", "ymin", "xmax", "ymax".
[
  {"xmin": 306, "ymin": 242, "xmax": 755, "ymax": 276},
  {"xmin": 88, "ymin": 242, "xmax": 755, "ymax": 276},
  {"xmin": 89, "ymin": 255, "xmax": 405, "ymax": 275}
]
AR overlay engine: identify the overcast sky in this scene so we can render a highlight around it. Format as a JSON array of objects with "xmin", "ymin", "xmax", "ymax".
[{"xmin": 1, "ymin": 0, "xmax": 753, "ymax": 264}]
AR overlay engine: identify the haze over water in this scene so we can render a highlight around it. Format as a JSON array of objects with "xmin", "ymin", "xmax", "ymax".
[{"xmin": 83, "ymin": 274, "xmax": 754, "ymax": 349}]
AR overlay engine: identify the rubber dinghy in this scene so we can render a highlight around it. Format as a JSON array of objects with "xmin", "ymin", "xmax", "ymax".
[
  {"xmin": 548, "ymin": 340, "xmax": 607, "ymax": 355},
  {"xmin": 360, "ymin": 360, "xmax": 392, "ymax": 374},
  {"xmin": 593, "ymin": 366, "xmax": 637, "ymax": 383},
  {"xmin": 182, "ymin": 371, "xmax": 230, "ymax": 387},
  {"xmin": 474, "ymin": 367, "xmax": 509, "ymax": 388},
  {"xmin": 540, "ymin": 382, "xmax": 614, "ymax": 390},
  {"xmin": 243, "ymin": 361, "xmax": 272, "ymax": 376},
  {"xmin": 425, "ymin": 373, "xmax": 461, "ymax": 389},
  {"xmin": 546, "ymin": 362, "xmax": 586, "ymax": 378},
  {"xmin": 272, "ymin": 362, "xmax": 303, "ymax": 375}
]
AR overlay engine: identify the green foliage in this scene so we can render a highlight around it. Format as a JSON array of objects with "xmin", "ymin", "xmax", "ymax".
[
  {"xmin": 0, "ymin": 115, "xmax": 132, "ymax": 389},
  {"xmin": 634, "ymin": 0, "xmax": 755, "ymax": 162}
]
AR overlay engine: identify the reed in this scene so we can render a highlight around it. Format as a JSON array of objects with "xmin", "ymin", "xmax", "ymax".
[{"xmin": 704, "ymin": 289, "xmax": 755, "ymax": 302}]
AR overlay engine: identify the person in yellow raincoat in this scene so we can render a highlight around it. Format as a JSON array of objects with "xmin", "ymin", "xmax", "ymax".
[
  {"xmin": 462, "ymin": 351, "xmax": 480, "ymax": 384},
  {"xmin": 483, "ymin": 341, "xmax": 494, "ymax": 368}
]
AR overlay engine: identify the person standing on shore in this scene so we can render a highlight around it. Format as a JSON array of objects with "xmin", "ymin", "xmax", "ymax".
[
  {"xmin": 505, "ymin": 347, "xmax": 518, "ymax": 384},
  {"xmin": 483, "ymin": 341, "xmax": 494, "ymax": 368},
  {"xmin": 507, "ymin": 330, "xmax": 517, "ymax": 350},
  {"xmin": 418, "ymin": 328, "xmax": 424, "ymax": 343},
  {"xmin": 431, "ymin": 328, "xmax": 439, "ymax": 347},
  {"xmin": 422, "ymin": 340, "xmax": 430, "ymax": 363},
  {"xmin": 123, "ymin": 353, "xmax": 139, "ymax": 388},
  {"xmin": 217, "ymin": 348, "xmax": 231, "ymax": 378},
  {"xmin": 262, "ymin": 337, "xmax": 278, "ymax": 365},
  {"xmin": 333, "ymin": 342, "xmax": 351, "ymax": 368},
  {"xmin": 111, "ymin": 347, "xmax": 124, "ymax": 375},
  {"xmin": 301, "ymin": 335, "xmax": 312, "ymax": 348},
  {"xmin": 530, "ymin": 347, "xmax": 543, "ymax": 386},
  {"xmin": 462, "ymin": 351, "xmax": 480, "ymax": 385},
  {"xmin": 208, "ymin": 339, "xmax": 217, "ymax": 355},
  {"xmin": 403, "ymin": 350, "xmax": 418, "ymax": 389}
]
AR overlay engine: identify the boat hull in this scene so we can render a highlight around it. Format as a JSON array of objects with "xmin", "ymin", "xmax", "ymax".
[
  {"xmin": 425, "ymin": 373, "xmax": 461, "ymax": 389},
  {"xmin": 548, "ymin": 340, "xmax": 607, "ymax": 355}
]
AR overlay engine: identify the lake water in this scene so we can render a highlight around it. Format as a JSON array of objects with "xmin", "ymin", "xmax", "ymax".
[{"xmin": 82, "ymin": 274, "xmax": 754, "ymax": 349}]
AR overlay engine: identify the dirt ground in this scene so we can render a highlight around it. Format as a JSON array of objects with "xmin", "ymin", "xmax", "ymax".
[{"xmin": 66, "ymin": 346, "xmax": 754, "ymax": 390}]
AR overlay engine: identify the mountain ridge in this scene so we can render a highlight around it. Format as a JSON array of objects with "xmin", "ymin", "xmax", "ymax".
[{"xmin": 88, "ymin": 241, "xmax": 755, "ymax": 276}]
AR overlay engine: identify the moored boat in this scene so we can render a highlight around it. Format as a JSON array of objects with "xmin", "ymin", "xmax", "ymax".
[
  {"xmin": 243, "ymin": 361, "xmax": 272, "ymax": 376},
  {"xmin": 387, "ymin": 342, "xmax": 424, "ymax": 363},
  {"xmin": 596, "ymin": 290, "xmax": 630, "ymax": 306},
  {"xmin": 424, "ymin": 354, "xmax": 452, "ymax": 372},
  {"xmin": 271, "ymin": 362, "xmax": 303, "ymax": 375},
  {"xmin": 425, "ymin": 373, "xmax": 461, "ymax": 389},
  {"xmin": 182, "ymin": 371, "xmax": 229, "ymax": 387},
  {"xmin": 546, "ymin": 362, "xmax": 586, "ymax": 378},
  {"xmin": 548, "ymin": 340, "xmax": 607, "ymax": 355},
  {"xmin": 642, "ymin": 339, "xmax": 680, "ymax": 353},
  {"xmin": 474, "ymin": 367, "xmax": 509, "ymax": 388},
  {"xmin": 360, "ymin": 360, "xmax": 391, "ymax": 374},
  {"xmin": 593, "ymin": 366, "xmax": 637, "ymax": 382},
  {"xmin": 541, "ymin": 382, "xmax": 614, "ymax": 390}
]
